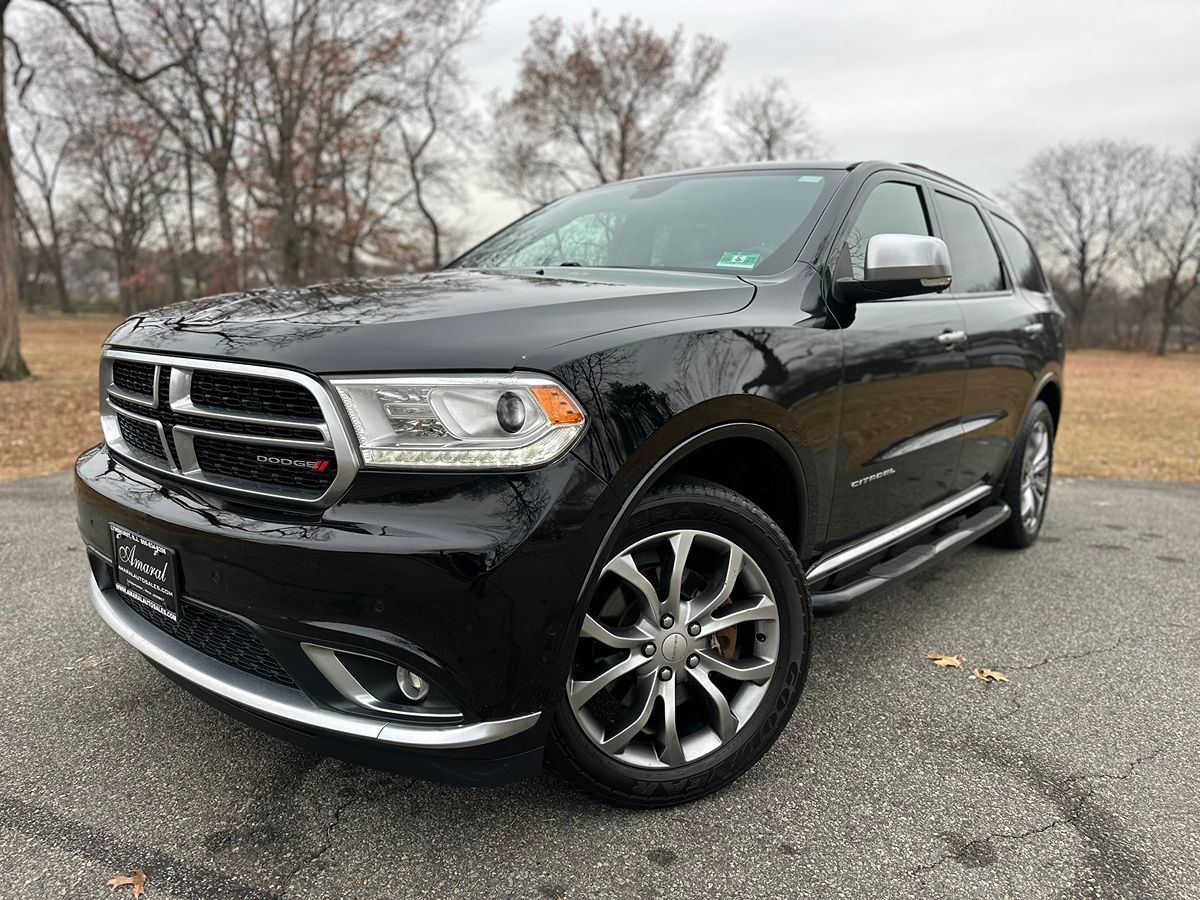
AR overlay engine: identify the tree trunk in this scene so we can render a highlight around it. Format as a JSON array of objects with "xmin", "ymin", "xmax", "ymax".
[
  {"xmin": 276, "ymin": 141, "xmax": 302, "ymax": 285},
  {"xmin": 115, "ymin": 251, "xmax": 137, "ymax": 318},
  {"xmin": 212, "ymin": 166, "xmax": 238, "ymax": 293},
  {"xmin": 185, "ymin": 152, "xmax": 203, "ymax": 296},
  {"xmin": 1156, "ymin": 285, "xmax": 1177, "ymax": 357},
  {"xmin": 46, "ymin": 207, "xmax": 72, "ymax": 313},
  {"xmin": 0, "ymin": 7, "xmax": 31, "ymax": 379}
]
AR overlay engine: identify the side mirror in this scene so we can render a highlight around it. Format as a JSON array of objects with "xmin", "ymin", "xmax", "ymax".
[{"xmin": 837, "ymin": 234, "xmax": 953, "ymax": 302}]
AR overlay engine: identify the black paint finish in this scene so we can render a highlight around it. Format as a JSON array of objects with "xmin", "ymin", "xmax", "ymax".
[{"xmin": 77, "ymin": 160, "xmax": 1065, "ymax": 782}]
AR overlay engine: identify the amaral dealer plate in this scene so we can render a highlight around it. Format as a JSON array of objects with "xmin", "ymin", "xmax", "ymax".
[{"xmin": 110, "ymin": 524, "xmax": 180, "ymax": 622}]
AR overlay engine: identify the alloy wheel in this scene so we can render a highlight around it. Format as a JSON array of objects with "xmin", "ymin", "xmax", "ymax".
[
  {"xmin": 567, "ymin": 529, "xmax": 780, "ymax": 769},
  {"xmin": 1020, "ymin": 419, "xmax": 1051, "ymax": 532}
]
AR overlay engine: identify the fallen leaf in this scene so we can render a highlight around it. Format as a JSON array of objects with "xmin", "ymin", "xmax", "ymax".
[
  {"xmin": 107, "ymin": 869, "xmax": 147, "ymax": 897},
  {"xmin": 926, "ymin": 652, "xmax": 965, "ymax": 669},
  {"xmin": 971, "ymin": 668, "xmax": 1009, "ymax": 683}
]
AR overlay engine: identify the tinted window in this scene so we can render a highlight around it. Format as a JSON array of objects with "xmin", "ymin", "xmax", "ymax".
[
  {"xmin": 933, "ymin": 192, "xmax": 1005, "ymax": 293},
  {"xmin": 843, "ymin": 182, "xmax": 931, "ymax": 280},
  {"xmin": 452, "ymin": 171, "xmax": 839, "ymax": 275},
  {"xmin": 994, "ymin": 216, "xmax": 1049, "ymax": 293}
]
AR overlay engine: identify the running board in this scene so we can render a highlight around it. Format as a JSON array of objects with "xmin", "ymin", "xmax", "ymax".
[{"xmin": 810, "ymin": 503, "xmax": 1011, "ymax": 615}]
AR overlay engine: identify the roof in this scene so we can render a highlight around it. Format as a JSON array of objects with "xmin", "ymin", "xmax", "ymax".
[{"xmin": 619, "ymin": 159, "xmax": 996, "ymax": 204}]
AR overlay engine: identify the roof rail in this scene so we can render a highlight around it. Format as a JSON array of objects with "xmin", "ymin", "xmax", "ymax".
[{"xmin": 899, "ymin": 162, "xmax": 996, "ymax": 203}]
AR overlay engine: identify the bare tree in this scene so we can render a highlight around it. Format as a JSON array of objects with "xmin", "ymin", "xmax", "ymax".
[
  {"xmin": 12, "ymin": 112, "xmax": 74, "ymax": 311},
  {"xmin": 1006, "ymin": 140, "xmax": 1159, "ymax": 345},
  {"xmin": 1127, "ymin": 144, "xmax": 1200, "ymax": 355},
  {"xmin": 721, "ymin": 78, "xmax": 823, "ymax": 163},
  {"xmin": 0, "ymin": 0, "xmax": 190, "ymax": 379},
  {"xmin": 92, "ymin": 0, "xmax": 250, "ymax": 293},
  {"xmin": 392, "ymin": 0, "xmax": 485, "ymax": 268},
  {"xmin": 492, "ymin": 14, "xmax": 725, "ymax": 206},
  {"xmin": 68, "ymin": 90, "xmax": 175, "ymax": 317},
  {"xmin": 0, "ymin": 1, "xmax": 29, "ymax": 377},
  {"xmin": 244, "ymin": 0, "xmax": 416, "ymax": 285}
]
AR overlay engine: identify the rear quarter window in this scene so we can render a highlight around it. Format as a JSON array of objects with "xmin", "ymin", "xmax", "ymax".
[{"xmin": 994, "ymin": 216, "xmax": 1050, "ymax": 294}]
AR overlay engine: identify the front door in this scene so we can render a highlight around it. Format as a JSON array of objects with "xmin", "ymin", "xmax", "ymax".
[{"xmin": 823, "ymin": 175, "xmax": 969, "ymax": 547}]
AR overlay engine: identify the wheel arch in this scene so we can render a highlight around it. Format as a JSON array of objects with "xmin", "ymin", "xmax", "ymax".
[
  {"xmin": 603, "ymin": 415, "xmax": 815, "ymax": 559},
  {"xmin": 1035, "ymin": 377, "xmax": 1063, "ymax": 433}
]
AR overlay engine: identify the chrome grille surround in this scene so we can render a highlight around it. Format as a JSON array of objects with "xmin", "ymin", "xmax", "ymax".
[{"xmin": 99, "ymin": 349, "xmax": 359, "ymax": 506}]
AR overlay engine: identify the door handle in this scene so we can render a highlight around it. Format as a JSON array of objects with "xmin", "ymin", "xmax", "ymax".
[
  {"xmin": 1023, "ymin": 322, "xmax": 1045, "ymax": 335},
  {"xmin": 936, "ymin": 330, "xmax": 968, "ymax": 348}
]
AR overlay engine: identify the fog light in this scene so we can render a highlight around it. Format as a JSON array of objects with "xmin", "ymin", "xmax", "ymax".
[
  {"xmin": 397, "ymin": 667, "xmax": 430, "ymax": 702},
  {"xmin": 496, "ymin": 391, "xmax": 526, "ymax": 433}
]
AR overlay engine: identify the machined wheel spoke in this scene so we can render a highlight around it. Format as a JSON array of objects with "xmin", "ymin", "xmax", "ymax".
[
  {"xmin": 599, "ymin": 673, "xmax": 659, "ymax": 755},
  {"xmin": 580, "ymin": 614, "xmax": 650, "ymax": 650},
  {"xmin": 604, "ymin": 552, "xmax": 661, "ymax": 621},
  {"xmin": 657, "ymin": 677, "xmax": 686, "ymax": 766},
  {"xmin": 569, "ymin": 652, "xmax": 647, "ymax": 710},
  {"xmin": 699, "ymin": 651, "xmax": 776, "ymax": 683},
  {"xmin": 571, "ymin": 526, "xmax": 782, "ymax": 770},
  {"xmin": 664, "ymin": 531, "xmax": 696, "ymax": 619},
  {"xmin": 688, "ymin": 669, "xmax": 738, "ymax": 742},
  {"xmin": 686, "ymin": 545, "xmax": 744, "ymax": 624},
  {"xmin": 1021, "ymin": 487, "xmax": 1035, "ymax": 519},
  {"xmin": 696, "ymin": 593, "xmax": 776, "ymax": 637}
]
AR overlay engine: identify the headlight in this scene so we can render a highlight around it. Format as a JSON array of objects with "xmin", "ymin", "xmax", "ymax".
[{"xmin": 330, "ymin": 374, "xmax": 586, "ymax": 469}]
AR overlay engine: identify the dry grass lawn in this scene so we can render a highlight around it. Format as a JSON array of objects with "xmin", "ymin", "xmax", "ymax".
[
  {"xmin": 0, "ymin": 315, "xmax": 119, "ymax": 480},
  {"xmin": 0, "ymin": 317, "xmax": 1197, "ymax": 483},
  {"xmin": 1056, "ymin": 350, "xmax": 1200, "ymax": 482}
]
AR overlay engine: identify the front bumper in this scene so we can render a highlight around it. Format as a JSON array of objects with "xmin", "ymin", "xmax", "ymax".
[{"xmin": 76, "ymin": 443, "xmax": 616, "ymax": 784}]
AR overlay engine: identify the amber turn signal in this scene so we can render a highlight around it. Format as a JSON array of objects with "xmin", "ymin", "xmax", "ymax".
[{"xmin": 531, "ymin": 385, "xmax": 585, "ymax": 425}]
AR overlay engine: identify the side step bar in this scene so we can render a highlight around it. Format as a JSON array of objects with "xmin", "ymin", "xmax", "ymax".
[{"xmin": 810, "ymin": 503, "xmax": 1011, "ymax": 615}]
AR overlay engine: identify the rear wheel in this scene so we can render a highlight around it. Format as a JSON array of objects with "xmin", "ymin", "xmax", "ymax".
[
  {"xmin": 549, "ymin": 478, "xmax": 810, "ymax": 807},
  {"xmin": 990, "ymin": 400, "xmax": 1055, "ymax": 548}
]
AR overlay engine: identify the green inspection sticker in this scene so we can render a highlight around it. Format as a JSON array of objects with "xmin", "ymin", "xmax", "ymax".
[{"xmin": 715, "ymin": 251, "xmax": 761, "ymax": 269}]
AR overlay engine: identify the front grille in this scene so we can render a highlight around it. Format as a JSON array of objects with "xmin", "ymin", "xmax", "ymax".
[
  {"xmin": 112, "ymin": 359, "xmax": 155, "ymax": 397},
  {"xmin": 117, "ymin": 588, "xmax": 296, "ymax": 687},
  {"xmin": 110, "ymin": 394, "xmax": 323, "ymax": 442},
  {"xmin": 116, "ymin": 414, "xmax": 166, "ymax": 459},
  {"xmin": 102, "ymin": 353, "xmax": 348, "ymax": 504},
  {"xmin": 191, "ymin": 371, "xmax": 323, "ymax": 420},
  {"xmin": 193, "ymin": 436, "xmax": 336, "ymax": 491}
]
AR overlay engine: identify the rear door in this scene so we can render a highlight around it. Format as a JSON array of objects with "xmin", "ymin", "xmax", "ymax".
[
  {"xmin": 823, "ymin": 173, "xmax": 969, "ymax": 547},
  {"xmin": 928, "ymin": 189, "xmax": 1043, "ymax": 489}
]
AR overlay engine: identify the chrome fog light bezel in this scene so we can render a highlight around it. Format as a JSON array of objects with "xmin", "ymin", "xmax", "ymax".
[{"xmin": 302, "ymin": 643, "xmax": 460, "ymax": 723}]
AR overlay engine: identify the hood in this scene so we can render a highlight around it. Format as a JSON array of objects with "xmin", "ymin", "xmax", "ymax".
[{"xmin": 106, "ymin": 268, "xmax": 755, "ymax": 373}]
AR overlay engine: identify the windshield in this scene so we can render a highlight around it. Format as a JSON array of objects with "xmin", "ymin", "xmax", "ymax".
[{"xmin": 450, "ymin": 169, "xmax": 842, "ymax": 276}]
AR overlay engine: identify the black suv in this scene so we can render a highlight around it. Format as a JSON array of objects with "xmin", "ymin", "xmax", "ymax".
[{"xmin": 76, "ymin": 161, "xmax": 1064, "ymax": 807}]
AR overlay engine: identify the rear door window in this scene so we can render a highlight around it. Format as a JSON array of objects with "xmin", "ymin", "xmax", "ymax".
[
  {"xmin": 932, "ymin": 192, "xmax": 1005, "ymax": 293},
  {"xmin": 994, "ymin": 216, "xmax": 1050, "ymax": 293}
]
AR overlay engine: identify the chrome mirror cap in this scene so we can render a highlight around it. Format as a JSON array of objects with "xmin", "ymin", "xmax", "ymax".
[{"xmin": 864, "ymin": 233, "xmax": 953, "ymax": 288}]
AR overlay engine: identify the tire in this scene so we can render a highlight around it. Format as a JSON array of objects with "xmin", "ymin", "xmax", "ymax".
[
  {"xmin": 549, "ymin": 477, "xmax": 811, "ymax": 808},
  {"xmin": 989, "ymin": 400, "xmax": 1055, "ymax": 549}
]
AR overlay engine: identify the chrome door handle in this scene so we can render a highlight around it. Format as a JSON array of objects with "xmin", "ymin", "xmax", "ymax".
[
  {"xmin": 936, "ymin": 330, "xmax": 968, "ymax": 348},
  {"xmin": 1023, "ymin": 322, "xmax": 1045, "ymax": 335}
]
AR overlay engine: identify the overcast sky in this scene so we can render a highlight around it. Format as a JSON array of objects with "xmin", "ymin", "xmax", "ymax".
[{"xmin": 460, "ymin": 0, "xmax": 1200, "ymax": 239}]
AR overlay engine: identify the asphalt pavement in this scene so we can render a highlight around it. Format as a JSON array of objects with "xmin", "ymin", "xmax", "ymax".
[{"xmin": 0, "ymin": 472, "xmax": 1197, "ymax": 900}]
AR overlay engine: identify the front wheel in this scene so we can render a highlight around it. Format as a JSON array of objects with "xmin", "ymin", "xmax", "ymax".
[
  {"xmin": 548, "ymin": 478, "xmax": 811, "ymax": 807},
  {"xmin": 990, "ymin": 399, "xmax": 1055, "ymax": 548}
]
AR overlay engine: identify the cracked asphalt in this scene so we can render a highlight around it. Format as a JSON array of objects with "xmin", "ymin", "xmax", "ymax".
[{"xmin": 1, "ymin": 472, "xmax": 1197, "ymax": 899}]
